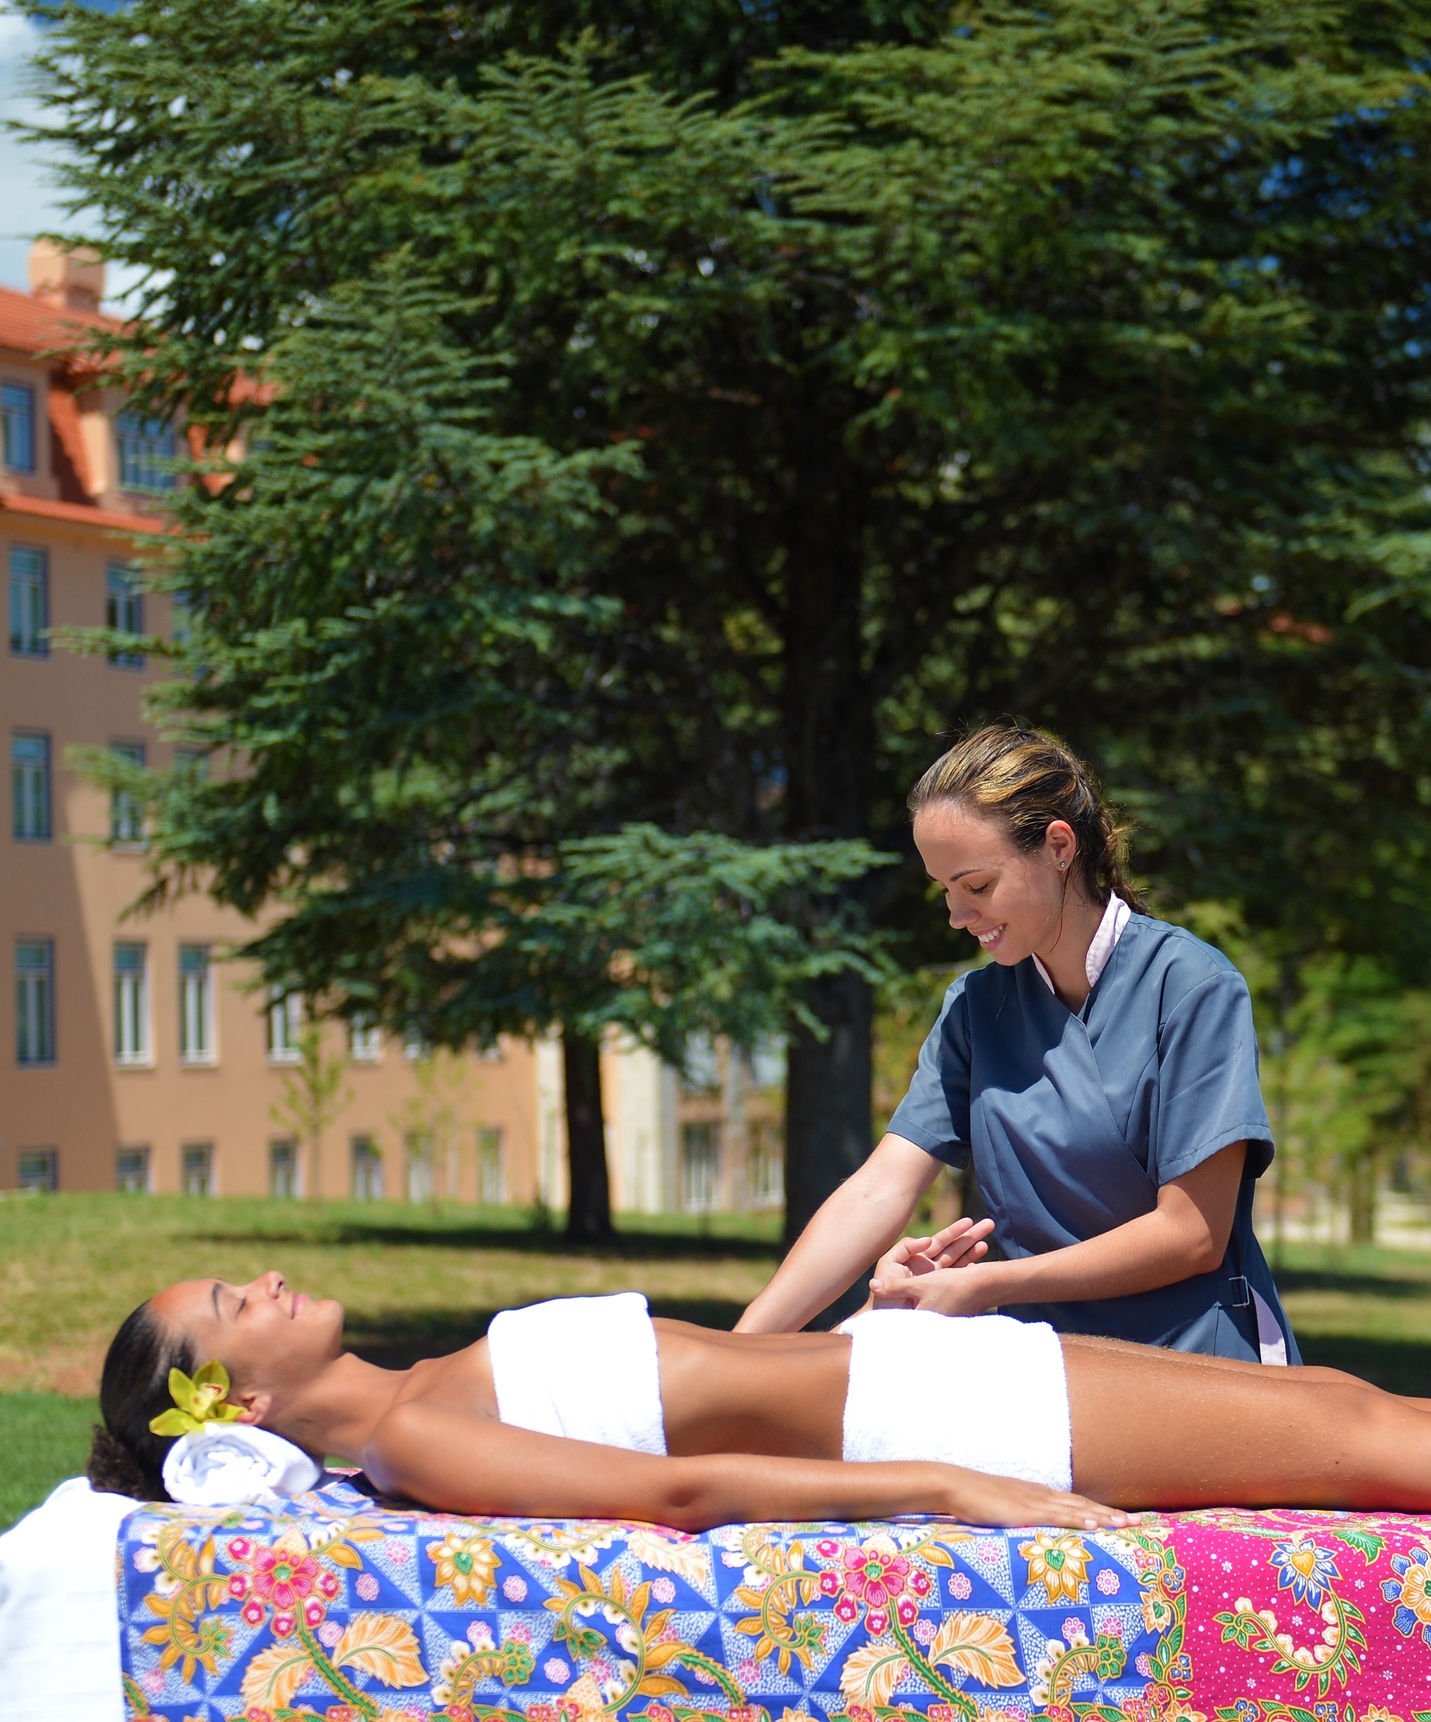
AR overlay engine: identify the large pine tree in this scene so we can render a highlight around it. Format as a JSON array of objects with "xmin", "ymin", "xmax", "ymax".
[{"xmin": 27, "ymin": 0, "xmax": 1431, "ymax": 1240}]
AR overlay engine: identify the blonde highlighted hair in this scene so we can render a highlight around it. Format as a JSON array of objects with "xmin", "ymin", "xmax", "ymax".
[{"xmin": 908, "ymin": 724, "xmax": 1146, "ymax": 913}]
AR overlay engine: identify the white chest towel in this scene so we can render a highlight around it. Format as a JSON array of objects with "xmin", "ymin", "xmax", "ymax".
[{"xmin": 486, "ymin": 1292, "xmax": 667, "ymax": 1455}]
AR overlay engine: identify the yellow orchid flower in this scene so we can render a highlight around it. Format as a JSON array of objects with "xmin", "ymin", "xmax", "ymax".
[{"xmin": 148, "ymin": 1359, "xmax": 244, "ymax": 1437}]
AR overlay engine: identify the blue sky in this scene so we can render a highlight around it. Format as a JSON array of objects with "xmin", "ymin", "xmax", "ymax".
[{"xmin": 0, "ymin": 3, "xmax": 142, "ymax": 308}]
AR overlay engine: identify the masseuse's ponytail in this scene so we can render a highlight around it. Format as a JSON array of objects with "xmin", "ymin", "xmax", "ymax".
[
  {"xmin": 86, "ymin": 1302, "xmax": 197, "ymax": 1500},
  {"xmin": 908, "ymin": 724, "xmax": 1147, "ymax": 914}
]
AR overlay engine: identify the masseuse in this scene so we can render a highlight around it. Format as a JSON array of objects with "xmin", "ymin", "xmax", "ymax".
[{"xmin": 738, "ymin": 724, "xmax": 1299, "ymax": 1364}]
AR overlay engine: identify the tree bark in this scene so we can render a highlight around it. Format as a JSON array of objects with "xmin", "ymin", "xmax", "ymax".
[
  {"xmin": 563, "ymin": 1029, "xmax": 613, "ymax": 1244},
  {"xmin": 785, "ymin": 966, "xmax": 873, "ymax": 1244},
  {"xmin": 777, "ymin": 447, "xmax": 877, "ymax": 1286}
]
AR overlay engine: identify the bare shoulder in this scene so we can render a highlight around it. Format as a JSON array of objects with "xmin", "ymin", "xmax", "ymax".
[{"xmin": 388, "ymin": 1335, "xmax": 497, "ymax": 1416}]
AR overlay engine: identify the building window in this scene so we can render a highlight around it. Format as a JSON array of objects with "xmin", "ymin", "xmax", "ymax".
[
  {"xmin": 17, "ymin": 1148, "xmax": 57, "ymax": 1192},
  {"xmin": 403, "ymin": 1029, "xmax": 432, "ymax": 1062},
  {"xmin": 106, "ymin": 565, "xmax": 144, "ymax": 668},
  {"xmin": 405, "ymin": 1132, "xmax": 434, "ymax": 1203},
  {"xmin": 116, "ymin": 1146, "xmax": 150, "ymax": 1193},
  {"xmin": 11, "ymin": 732, "xmax": 50, "ymax": 841},
  {"xmin": 267, "ymin": 989, "xmax": 302, "ymax": 1063},
  {"xmin": 181, "ymin": 1142, "xmax": 213, "ymax": 1196},
  {"xmin": 681, "ymin": 1122, "xmax": 720, "ymax": 1213},
  {"xmin": 270, "ymin": 1139, "xmax": 299, "ymax": 1198},
  {"xmin": 114, "ymin": 942, "xmax": 149, "ymax": 1065},
  {"xmin": 747, "ymin": 1122, "xmax": 785, "ymax": 1210},
  {"xmin": 110, "ymin": 741, "xmax": 146, "ymax": 846},
  {"xmin": 2, "ymin": 382, "xmax": 35, "ymax": 473},
  {"xmin": 9, "ymin": 545, "xmax": 47, "ymax": 656},
  {"xmin": 175, "ymin": 746, "xmax": 208, "ymax": 778},
  {"xmin": 115, "ymin": 412, "xmax": 177, "ymax": 492},
  {"xmin": 349, "ymin": 1015, "xmax": 382, "ymax": 1063},
  {"xmin": 178, "ymin": 944, "xmax": 214, "ymax": 1062},
  {"xmin": 15, "ymin": 939, "xmax": 54, "ymax": 1065},
  {"xmin": 170, "ymin": 589, "xmax": 191, "ymax": 646},
  {"xmin": 351, "ymin": 1136, "xmax": 383, "ymax": 1200},
  {"xmin": 478, "ymin": 1126, "xmax": 506, "ymax": 1205}
]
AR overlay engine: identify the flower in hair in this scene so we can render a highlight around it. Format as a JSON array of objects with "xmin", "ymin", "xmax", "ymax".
[{"xmin": 149, "ymin": 1359, "xmax": 244, "ymax": 1436}]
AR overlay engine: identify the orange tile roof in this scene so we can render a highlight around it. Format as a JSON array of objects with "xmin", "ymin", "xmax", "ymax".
[
  {"xmin": 46, "ymin": 380, "xmax": 93, "ymax": 502},
  {"xmin": 0, "ymin": 284, "xmax": 121, "ymax": 366},
  {"xmin": 0, "ymin": 490, "xmax": 163, "ymax": 536}
]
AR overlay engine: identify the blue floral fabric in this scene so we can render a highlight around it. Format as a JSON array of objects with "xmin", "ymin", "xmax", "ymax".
[{"xmin": 116, "ymin": 1479, "xmax": 1431, "ymax": 1721}]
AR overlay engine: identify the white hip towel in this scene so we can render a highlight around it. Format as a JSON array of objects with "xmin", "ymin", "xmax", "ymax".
[
  {"xmin": 839, "ymin": 1309, "xmax": 1073, "ymax": 1491},
  {"xmin": 487, "ymin": 1292, "xmax": 668, "ymax": 1455}
]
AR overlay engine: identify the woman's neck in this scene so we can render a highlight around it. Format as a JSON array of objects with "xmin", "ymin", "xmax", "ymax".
[
  {"xmin": 1033, "ymin": 891, "xmax": 1105, "ymax": 1011},
  {"xmin": 273, "ymin": 1352, "xmax": 411, "ymax": 1464}
]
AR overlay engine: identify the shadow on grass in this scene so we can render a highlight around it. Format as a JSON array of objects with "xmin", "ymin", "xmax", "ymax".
[
  {"xmin": 1297, "ymin": 1333, "xmax": 1431, "ymax": 1398},
  {"xmin": 343, "ymin": 1297, "xmax": 747, "ymax": 1370},
  {"xmin": 201, "ymin": 1222, "xmax": 782, "ymax": 1261},
  {"xmin": 1273, "ymin": 1267, "xmax": 1431, "ymax": 1300}
]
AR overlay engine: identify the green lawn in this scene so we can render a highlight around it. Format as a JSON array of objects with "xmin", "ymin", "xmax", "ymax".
[{"xmin": 2, "ymin": 1197, "xmax": 1429, "ymax": 1531}]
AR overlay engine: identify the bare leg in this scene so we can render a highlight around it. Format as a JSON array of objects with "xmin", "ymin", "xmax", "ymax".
[
  {"xmin": 1064, "ymin": 1336, "xmax": 1431, "ymax": 1510},
  {"xmin": 1065, "ymin": 1330, "xmax": 1431, "ymax": 1412}
]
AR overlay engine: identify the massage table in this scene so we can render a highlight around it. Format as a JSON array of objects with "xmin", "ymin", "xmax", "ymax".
[{"xmin": 5, "ymin": 1472, "xmax": 1431, "ymax": 1721}]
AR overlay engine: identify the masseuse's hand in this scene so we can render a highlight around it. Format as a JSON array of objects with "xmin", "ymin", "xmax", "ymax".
[
  {"xmin": 868, "ymin": 1218, "xmax": 994, "ymax": 1309},
  {"xmin": 871, "ymin": 1259, "xmax": 1003, "ymax": 1316},
  {"xmin": 938, "ymin": 1465, "xmax": 1129, "ymax": 1533}
]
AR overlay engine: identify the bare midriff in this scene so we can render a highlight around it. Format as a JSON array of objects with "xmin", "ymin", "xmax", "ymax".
[{"xmin": 454, "ymin": 1319, "xmax": 854, "ymax": 1460}]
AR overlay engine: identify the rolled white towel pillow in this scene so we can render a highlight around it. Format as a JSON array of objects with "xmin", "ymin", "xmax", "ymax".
[{"xmin": 162, "ymin": 1425, "xmax": 323, "ymax": 1508}]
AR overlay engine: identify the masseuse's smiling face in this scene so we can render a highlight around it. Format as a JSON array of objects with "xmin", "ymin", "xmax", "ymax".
[
  {"xmin": 913, "ymin": 800, "xmax": 1081, "ymax": 965},
  {"xmin": 151, "ymin": 1270, "xmax": 344, "ymax": 1421}
]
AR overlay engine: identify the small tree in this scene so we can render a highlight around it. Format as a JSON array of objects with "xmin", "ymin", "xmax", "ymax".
[
  {"xmin": 387, "ymin": 1049, "xmax": 475, "ymax": 1206},
  {"xmin": 269, "ymin": 1020, "xmax": 351, "ymax": 1200}
]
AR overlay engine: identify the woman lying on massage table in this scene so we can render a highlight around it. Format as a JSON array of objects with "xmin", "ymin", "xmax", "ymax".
[{"xmin": 88, "ymin": 1273, "xmax": 1431, "ymax": 1532}]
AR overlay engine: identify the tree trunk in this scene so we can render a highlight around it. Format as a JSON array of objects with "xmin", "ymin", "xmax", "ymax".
[
  {"xmin": 778, "ymin": 477, "xmax": 876, "ymax": 1293},
  {"xmin": 785, "ymin": 970, "xmax": 873, "ymax": 1324},
  {"xmin": 563, "ymin": 1029, "xmax": 613, "ymax": 1243},
  {"xmin": 1349, "ymin": 1145, "xmax": 1378, "ymax": 1245}
]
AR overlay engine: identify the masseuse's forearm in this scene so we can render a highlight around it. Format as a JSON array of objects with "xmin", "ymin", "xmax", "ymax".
[
  {"xmin": 736, "ymin": 1133, "xmax": 940, "ymax": 1333},
  {"xmin": 982, "ymin": 1208, "xmax": 1214, "ymax": 1306},
  {"xmin": 887, "ymin": 1140, "xmax": 1248, "ymax": 1316}
]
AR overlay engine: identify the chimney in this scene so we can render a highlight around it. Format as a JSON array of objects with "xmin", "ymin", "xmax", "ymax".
[{"xmin": 28, "ymin": 239, "xmax": 105, "ymax": 313}]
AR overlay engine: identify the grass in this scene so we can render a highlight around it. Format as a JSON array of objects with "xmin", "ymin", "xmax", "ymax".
[
  {"xmin": 2, "ymin": 1197, "xmax": 1430, "ymax": 1530},
  {"xmin": 0, "ymin": 1392, "xmax": 100, "ymax": 1532},
  {"xmin": 1271, "ymin": 1240, "xmax": 1431, "ymax": 1397}
]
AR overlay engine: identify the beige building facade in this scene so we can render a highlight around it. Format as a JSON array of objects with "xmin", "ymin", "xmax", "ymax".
[{"xmin": 0, "ymin": 245, "xmax": 785, "ymax": 1216}]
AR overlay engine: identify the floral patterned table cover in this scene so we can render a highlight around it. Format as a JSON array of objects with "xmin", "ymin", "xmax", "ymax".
[{"xmin": 118, "ymin": 1477, "xmax": 1431, "ymax": 1722}]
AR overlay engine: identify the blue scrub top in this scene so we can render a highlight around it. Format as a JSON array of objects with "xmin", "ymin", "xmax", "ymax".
[{"xmin": 888, "ymin": 913, "xmax": 1300, "ymax": 1362}]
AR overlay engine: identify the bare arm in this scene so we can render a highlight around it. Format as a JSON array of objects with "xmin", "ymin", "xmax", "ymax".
[
  {"xmin": 363, "ymin": 1401, "xmax": 1125, "ymax": 1531},
  {"xmin": 737, "ymin": 1133, "xmax": 976, "ymax": 1333},
  {"xmin": 875, "ymin": 1141, "xmax": 1248, "ymax": 1315}
]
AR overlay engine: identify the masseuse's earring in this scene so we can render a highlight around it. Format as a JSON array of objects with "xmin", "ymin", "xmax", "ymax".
[{"xmin": 1059, "ymin": 861, "xmax": 1067, "ymax": 870}]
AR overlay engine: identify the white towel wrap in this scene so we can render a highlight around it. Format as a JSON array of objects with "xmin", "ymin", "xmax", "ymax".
[
  {"xmin": 839, "ymin": 1308, "xmax": 1073, "ymax": 1491},
  {"xmin": 162, "ymin": 1425, "xmax": 323, "ymax": 1508},
  {"xmin": 487, "ymin": 1292, "xmax": 667, "ymax": 1455}
]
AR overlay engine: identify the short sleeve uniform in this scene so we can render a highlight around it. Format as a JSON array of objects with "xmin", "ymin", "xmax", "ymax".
[{"xmin": 887, "ymin": 914, "xmax": 1299, "ymax": 1361}]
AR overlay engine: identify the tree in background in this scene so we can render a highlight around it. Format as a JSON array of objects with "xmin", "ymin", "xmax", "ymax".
[
  {"xmin": 27, "ymin": 0, "xmax": 1431, "ymax": 1235},
  {"xmin": 74, "ymin": 269, "xmax": 892, "ymax": 1241},
  {"xmin": 269, "ymin": 1022, "xmax": 352, "ymax": 1201},
  {"xmin": 387, "ymin": 1049, "xmax": 475, "ymax": 1208}
]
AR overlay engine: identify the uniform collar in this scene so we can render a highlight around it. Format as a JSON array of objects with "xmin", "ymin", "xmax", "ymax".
[{"xmin": 1031, "ymin": 892, "xmax": 1131, "ymax": 996}]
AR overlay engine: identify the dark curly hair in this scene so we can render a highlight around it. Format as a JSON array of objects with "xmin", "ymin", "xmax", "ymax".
[{"xmin": 87, "ymin": 1301, "xmax": 197, "ymax": 1500}]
